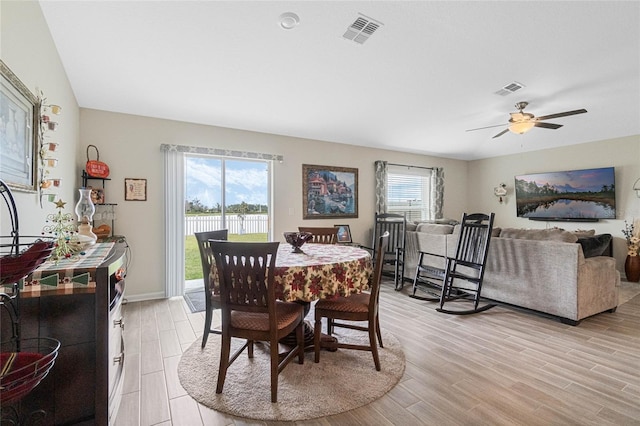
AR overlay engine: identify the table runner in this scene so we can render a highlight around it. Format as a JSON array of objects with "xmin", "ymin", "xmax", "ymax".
[{"xmin": 19, "ymin": 242, "xmax": 115, "ymax": 295}]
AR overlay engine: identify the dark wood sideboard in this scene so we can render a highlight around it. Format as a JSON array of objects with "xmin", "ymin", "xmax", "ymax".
[{"xmin": 1, "ymin": 242, "xmax": 127, "ymax": 425}]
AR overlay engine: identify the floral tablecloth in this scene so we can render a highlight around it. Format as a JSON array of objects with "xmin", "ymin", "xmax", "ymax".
[
  {"xmin": 211, "ymin": 243, "xmax": 373, "ymax": 302},
  {"xmin": 274, "ymin": 243, "xmax": 372, "ymax": 302}
]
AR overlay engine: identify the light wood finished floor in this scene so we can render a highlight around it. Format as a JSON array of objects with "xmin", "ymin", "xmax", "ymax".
[{"xmin": 114, "ymin": 280, "xmax": 640, "ymax": 425}]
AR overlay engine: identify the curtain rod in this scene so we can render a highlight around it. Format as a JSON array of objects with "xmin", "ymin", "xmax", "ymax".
[{"xmin": 387, "ymin": 162, "xmax": 434, "ymax": 171}]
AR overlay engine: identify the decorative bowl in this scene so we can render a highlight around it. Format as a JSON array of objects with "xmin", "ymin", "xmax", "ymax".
[{"xmin": 283, "ymin": 231, "xmax": 313, "ymax": 253}]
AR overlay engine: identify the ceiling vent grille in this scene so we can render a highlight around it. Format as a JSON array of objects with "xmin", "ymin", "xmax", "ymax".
[
  {"xmin": 494, "ymin": 81, "xmax": 525, "ymax": 96},
  {"xmin": 343, "ymin": 14, "xmax": 382, "ymax": 44}
]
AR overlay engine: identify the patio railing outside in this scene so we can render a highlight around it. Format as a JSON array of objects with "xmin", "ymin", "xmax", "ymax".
[{"xmin": 185, "ymin": 214, "xmax": 269, "ymax": 235}]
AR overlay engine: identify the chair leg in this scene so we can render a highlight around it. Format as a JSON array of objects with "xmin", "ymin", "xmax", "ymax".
[
  {"xmin": 201, "ymin": 307, "xmax": 212, "ymax": 348},
  {"xmin": 369, "ymin": 321, "xmax": 381, "ymax": 371},
  {"xmin": 248, "ymin": 340, "xmax": 254, "ymax": 359},
  {"xmin": 375, "ymin": 314, "xmax": 384, "ymax": 348},
  {"xmin": 314, "ymin": 315, "xmax": 322, "ymax": 363},
  {"xmin": 270, "ymin": 336, "xmax": 279, "ymax": 403},
  {"xmin": 216, "ymin": 335, "xmax": 232, "ymax": 394},
  {"xmin": 297, "ymin": 320, "xmax": 304, "ymax": 364}
]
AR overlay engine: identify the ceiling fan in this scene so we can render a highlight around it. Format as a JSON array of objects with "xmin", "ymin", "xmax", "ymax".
[{"xmin": 466, "ymin": 102, "xmax": 588, "ymax": 139}]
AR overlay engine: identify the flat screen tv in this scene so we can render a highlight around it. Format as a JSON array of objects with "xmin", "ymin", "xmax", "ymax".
[{"xmin": 515, "ymin": 167, "xmax": 616, "ymax": 221}]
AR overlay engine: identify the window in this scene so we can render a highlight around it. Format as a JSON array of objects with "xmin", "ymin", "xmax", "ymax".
[
  {"xmin": 386, "ymin": 165, "xmax": 432, "ymax": 222},
  {"xmin": 185, "ymin": 155, "xmax": 271, "ymax": 240}
]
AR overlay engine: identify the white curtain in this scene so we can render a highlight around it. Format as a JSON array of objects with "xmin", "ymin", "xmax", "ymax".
[{"xmin": 163, "ymin": 146, "xmax": 185, "ymax": 298}]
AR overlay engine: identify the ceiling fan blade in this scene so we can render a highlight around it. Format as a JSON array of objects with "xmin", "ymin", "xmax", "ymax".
[
  {"xmin": 534, "ymin": 122, "xmax": 563, "ymax": 129},
  {"xmin": 536, "ymin": 109, "xmax": 587, "ymax": 121},
  {"xmin": 466, "ymin": 123, "xmax": 507, "ymax": 132},
  {"xmin": 492, "ymin": 129, "xmax": 510, "ymax": 139}
]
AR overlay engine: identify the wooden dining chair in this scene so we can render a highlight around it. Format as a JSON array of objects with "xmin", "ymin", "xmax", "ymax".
[
  {"xmin": 298, "ymin": 226, "xmax": 339, "ymax": 244},
  {"xmin": 194, "ymin": 229, "xmax": 228, "ymax": 348},
  {"xmin": 210, "ymin": 241, "xmax": 305, "ymax": 403},
  {"xmin": 313, "ymin": 231, "xmax": 389, "ymax": 371}
]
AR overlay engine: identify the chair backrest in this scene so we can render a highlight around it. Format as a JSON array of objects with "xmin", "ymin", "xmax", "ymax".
[
  {"xmin": 369, "ymin": 231, "xmax": 390, "ymax": 312},
  {"xmin": 209, "ymin": 241, "xmax": 280, "ymax": 325},
  {"xmin": 373, "ymin": 213, "xmax": 406, "ymax": 257},
  {"xmin": 452, "ymin": 213, "xmax": 495, "ymax": 273},
  {"xmin": 194, "ymin": 230, "xmax": 229, "ymax": 293},
  {"xmin": 298, "ymin": 227, "xmax": 338, "ymax": 244}
]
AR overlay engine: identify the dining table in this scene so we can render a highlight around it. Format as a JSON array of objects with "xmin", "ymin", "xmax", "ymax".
[{"xmin": 210, "ymin": 242, "xmax": 374, "ymax": 348}]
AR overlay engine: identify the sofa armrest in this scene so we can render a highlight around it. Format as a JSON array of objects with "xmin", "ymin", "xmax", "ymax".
[{"xmin": 577, "ymin": 256, "xmax": 620, "ymax": 319}]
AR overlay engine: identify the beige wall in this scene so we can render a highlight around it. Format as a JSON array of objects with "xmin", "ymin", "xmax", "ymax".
[
  {"xmin": 469, "ymin": 135, "xmax": 640, "ymax": 272},
  {"xmin": 0, "ymin": 1, "xmax": 79, "ymax": 238},
  {"xmin": 79, "ymin": 109, "xmax": 468, "ymax": 299}
]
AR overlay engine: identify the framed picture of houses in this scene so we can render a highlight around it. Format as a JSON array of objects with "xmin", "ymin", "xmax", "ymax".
[{"xmin": 302, "ymin": 164, "xmax": 358, "ymax": 219}]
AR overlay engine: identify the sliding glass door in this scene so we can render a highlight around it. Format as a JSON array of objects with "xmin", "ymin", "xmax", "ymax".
[{"xmin": 184, "ymin": 155, "xmax": 271, "ymax": 285}]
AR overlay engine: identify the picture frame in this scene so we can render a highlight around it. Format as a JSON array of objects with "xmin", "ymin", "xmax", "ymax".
[
  {"xmin": 90, "ymin": 187, "xmax": 105, "ymax": 204},
  {"xmin": 302, "ymin": 164, "xmax": 358, "ymax": 219},
  {"xmin": 334, "ymin": 225, "xmax": 353, "ymax": 243},
  {"xmin": 0, "ymin": 60, "xmax": 40, "ymax": 192},
  {"xmin": 125, "ymin": 178, "xmax": 147, "ymax": 201}
]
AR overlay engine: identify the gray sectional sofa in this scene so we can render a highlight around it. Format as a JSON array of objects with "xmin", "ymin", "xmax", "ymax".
[{"xmin": 404, "ymin": 223, "xmax": 620, "ymax": 324}]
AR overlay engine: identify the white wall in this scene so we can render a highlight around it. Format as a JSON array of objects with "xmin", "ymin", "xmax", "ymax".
[
  {"xmin": 0, "ymin": 1, "xmax": 79, "ymax": 239},
  {"xmin": 468, "ymin": 135, "xmax": 640, "ymax": 271},
  {"xmin": 4, "ymin": 2, "xmax": 638, "ymax": 301},
  {"xmin": 79, "ymin": 109, "xmax": 468, "ymax": 299}
]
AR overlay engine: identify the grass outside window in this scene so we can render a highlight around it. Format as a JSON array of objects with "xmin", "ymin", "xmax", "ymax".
[{"xmin": 185, "ymin": 233, "xmax": 268, "ymax": 280}]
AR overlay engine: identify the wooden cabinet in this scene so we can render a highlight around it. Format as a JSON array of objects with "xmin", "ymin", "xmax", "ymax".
[{"xmin": 4, "ymin": 242, "xmax": 127, "ymax": 425}]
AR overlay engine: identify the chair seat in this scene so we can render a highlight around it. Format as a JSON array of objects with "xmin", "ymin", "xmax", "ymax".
[
  {"xmin": 230, "ymin": 302, "xmax": 302, "ymax": 331},
  {"xmin": 315, "ymin": 293, "xmax": 370, "ymax": 314}
]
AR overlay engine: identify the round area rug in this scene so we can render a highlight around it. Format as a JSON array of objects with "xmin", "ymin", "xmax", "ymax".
[{"xmin": 178, "ymin": 327, "xmax": 405, "ymax": 421}]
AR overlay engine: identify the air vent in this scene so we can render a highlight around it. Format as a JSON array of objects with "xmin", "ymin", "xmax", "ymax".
[
  {"xmin": 343, "ymin": 14, "xmax": 383, "ymax": 44},
  {"xmin": 494, "ymin": 81, "xmax": 525, "ymax": 96}
]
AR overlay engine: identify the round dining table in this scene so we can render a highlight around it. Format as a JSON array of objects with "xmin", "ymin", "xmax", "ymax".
[
  {"xmin": 209, "ymin": 242, "xmax": 373, "ymax": 349},
  {"xmin": 272, "ymin": 243, "xmax": 373, "ymax": 302}
]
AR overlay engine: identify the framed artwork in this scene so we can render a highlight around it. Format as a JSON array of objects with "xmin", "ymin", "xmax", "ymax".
[
  {"xmin": 125, "ymin": 178, "xmax": 147, "ymax": 201},
  {"xmin": 0, "ymin": 60, "xmax": 40, "ymax": 192},
  {"xmin": 302, "ymin": 164, "xmax": 358, "ymax": 219},
  {"xmin": 90, "ymin": 187, "xmax": 105, "ymax": 204},
  {"xmin": 334, "ymin": 224, "xmax": 352, "ymax": 243}
]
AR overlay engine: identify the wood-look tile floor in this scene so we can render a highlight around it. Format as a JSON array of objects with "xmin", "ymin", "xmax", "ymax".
[{"xmin": 114, "ymin": 280, "xmax": 640, "ymax": 426}]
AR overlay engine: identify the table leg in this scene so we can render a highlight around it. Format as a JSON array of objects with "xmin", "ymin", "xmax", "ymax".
[{"xmin": 278, "ymin": 302, "xmax": 337, "ymax": 351}]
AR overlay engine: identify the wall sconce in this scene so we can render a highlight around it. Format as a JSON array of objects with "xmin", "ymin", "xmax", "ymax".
[
  {"xmin": 634, "ymin": 178, "xmax": 640, "ymax": 198},
  {"xmin": 494, "ymin": 183, "xmax": 507, "ymax": 203}
]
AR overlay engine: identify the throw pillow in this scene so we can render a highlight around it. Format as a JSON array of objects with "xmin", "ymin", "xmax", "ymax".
[
  {"xmin": 499, "ymin": 228, "xmax": 579, "ymax": 243},
  {"xmin": 573, "ymin": 229, "xmax": 596, "ymax": 238},
  {"xmin": 577, "ymin": 234, "xmax": 612, "ymax": 258}
]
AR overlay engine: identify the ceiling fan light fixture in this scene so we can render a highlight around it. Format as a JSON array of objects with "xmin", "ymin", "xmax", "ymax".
[{"xmin": 508, "ymin": 121, "xmax": 535, "ymax": 135}]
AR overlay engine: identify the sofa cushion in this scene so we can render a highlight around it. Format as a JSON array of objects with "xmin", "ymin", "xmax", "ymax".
[
  {"xmin": 416, "ymin": 223, "xmax": 454, "ymax": 234},
  {"xmin": 577, "ymin": 234, "xmax": 612, "ymax": 258},
  {"xmin": 405, "ymin": 222, "xmax": 418, "ymax": 232},
  {"xmin": 499, "ymin": 228, "xmax": 579, "ymax": 243}
]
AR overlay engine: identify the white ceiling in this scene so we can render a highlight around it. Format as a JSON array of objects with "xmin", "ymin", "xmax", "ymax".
[{"xmin": 39, "ymin": 1, "xmax": 640, "ymax": 161}]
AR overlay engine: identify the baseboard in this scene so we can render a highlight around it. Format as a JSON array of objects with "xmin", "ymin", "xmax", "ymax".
[{"xmin": 122, "ymin": 291, "xmax": 166, "ymax": 304}]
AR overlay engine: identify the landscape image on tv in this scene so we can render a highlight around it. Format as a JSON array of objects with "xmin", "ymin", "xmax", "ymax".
[{"xmin": 515, "ymin": 167, "xmax": 616, "ymax": 220}]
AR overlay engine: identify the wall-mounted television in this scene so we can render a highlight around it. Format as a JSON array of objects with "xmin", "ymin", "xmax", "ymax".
[{"xmin": 515, "ymin": 167, "xmax": 616, "ymax": 221}]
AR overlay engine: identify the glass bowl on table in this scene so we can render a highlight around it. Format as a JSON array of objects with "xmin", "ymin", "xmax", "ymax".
[{"xmin": 283, "ymin": 231, "xmax": 313, "ymax": 253}]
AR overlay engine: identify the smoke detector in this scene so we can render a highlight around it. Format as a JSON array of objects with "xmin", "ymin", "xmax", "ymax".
[{"xmin": 279, "ymin": 12, "xmax": 300, "ymax": 30}]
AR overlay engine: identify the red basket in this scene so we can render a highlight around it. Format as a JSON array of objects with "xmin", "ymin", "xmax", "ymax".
[
  {"xmin": 0, "ymin": 240, "xmax": 54, "ymax": 286},
  {"xmin": 0, "ymin": 338, "xmax": 60, "ymax": 405}
]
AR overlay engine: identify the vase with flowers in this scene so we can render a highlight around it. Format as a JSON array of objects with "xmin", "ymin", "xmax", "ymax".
[{"xmin": 622, "ymin": 220, "xmax": 640, "ymax": 282}]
